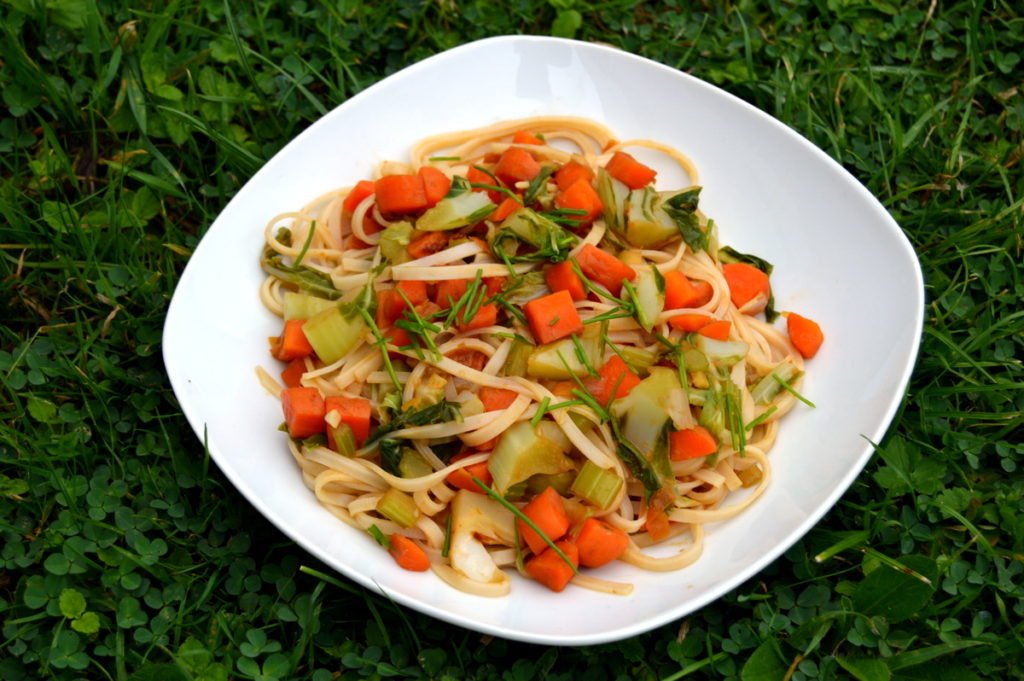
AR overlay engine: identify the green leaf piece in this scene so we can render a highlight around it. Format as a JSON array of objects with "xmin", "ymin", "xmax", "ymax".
[
  {"xmin": 853, "ymin": 554, "xmax": 938, "ymax": 622},
  {"xmin": 838, "ymin": 657, "xmax": 892, "ymax": 681}
]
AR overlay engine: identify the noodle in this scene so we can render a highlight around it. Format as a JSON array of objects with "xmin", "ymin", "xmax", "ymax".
[{"xmin": 258, "ymin": 117, "xmax": 814, "ymax": 596}]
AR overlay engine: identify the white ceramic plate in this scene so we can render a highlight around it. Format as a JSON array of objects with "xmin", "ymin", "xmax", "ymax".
[{"xmin": 163, "ymin": 36, "xmax": 924, "ymax": 645}]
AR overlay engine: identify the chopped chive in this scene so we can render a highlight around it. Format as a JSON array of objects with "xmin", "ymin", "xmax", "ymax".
[
  {"xmin": 548, "ymin": 315, "xmax": 561, "ymax": 326},
  {"xmin": 428, "ymin": 155, "xmax": 460, "ymax": 161},
  {"xmin": 772, "ymin": 374, "xmax": 817, "ymax": 407},
  {"xmin": 358, "ymin": 308, "xmax": 404, "ymax": 395},
  {"xmin": 569, "ymin": 259, "xmax": 628, "ymax": 306},
  {"xmin": 470, "ymin": 476, "xmax": 578, "ymax": 574},
  {"xmin": 460, "ymin": 271, "xmax": 487, "ymax": 326},
  {"xmin": 583, "ymin": 306, "xmax": 635, "ymax": 324},
  {"xmin": 512, "ymin": 517, "xmax": 525, "ymax": 572},
  {"xmin": 555, "ymin": 349, "xmax": 610, "ymax": 422},
  {"xmin": 545, "ymin": 208, "xmax": 589, "ymax": 216},
  {"xmin": 603, "ymin": 333, "xmax": 640, "ymax": 374},
  {"xmin": 569, "ymin": 389, "xmax": 610, "ymax": 422},
  {"xmin": 523, "ymin": 166, "xmax": 554, "ymax": 205},
  {"xmin": 492, "ymin": 331, "xmax": 534, "ymax": 345},
  {"xmin": 442, "ymin": 513, "xmax": 453, "ymax": 558},
  {"xmin": 605, "ymin": 371, "xmax": 627, "ymax": 410},
  {"xmin": 570, "ymin": 333, "xmax": 599, "ymax": 378},
  {"xmin": 393, "ymin": 289, "xmax": 441, "ymax": 359},
  {"xmin": 471, "ymin": 164, "xmax": 500, "ymax": 184},
  {"xmin": 470, "ymin": 182, "xmax": 521, "ymax": 203},
  {"xmin": 367, "ymin": 524, "xmax": 390, "ymax": 548},
  {"xmin": 745, "ymin": 405, "xmax": 778, "ymax": 431},
  {"xmin": 530, "ymin": 397, "xmax": 551, "ymax": 426},
  {"xmin": 291, "ymin": 219, "xmax": 317, "ymax": 268}
]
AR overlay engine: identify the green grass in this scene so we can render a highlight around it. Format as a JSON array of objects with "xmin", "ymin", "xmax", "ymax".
[{"xmin": 1, "ymin": 1, "xmax": 1022, "ymax": 680}]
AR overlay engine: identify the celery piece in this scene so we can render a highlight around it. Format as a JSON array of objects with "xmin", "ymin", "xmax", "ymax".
[
  {"xmin": 302, "ymin": 303, "xmax": 366, "ymax": 364},
  {"xmin": 460, "ymin": 395, "xmax": 485, "ymax": 418},
  {"xmin": 283, "ymin": 291, "xmax": 337, "ymax": 320},
  {"xmin": 376, "ymin": 487, "xmax": 419, "ymax": 528},
  {"xmin": 503, "ymin": 481, "xmax": 529, "ymax": 501},
  {"xmin": 527, "ymin": 331, "xmax": 601, "ymax": 380},
  {"xmin": 596, "ymin": 168, "xmax": 628, "ymax": 234},
  {"xmin": 698, "ymin": 379, "xmax": 726, "ymax": 437},
  {"xmin": 417, "ymin": 192, "xmax": 496, "ymax": 231},
  {"xmin": 750, "ymin": 361, "xmax": 802, "ymax": 404},
  {"xmin": 611, "ymin": 367, "xmax": 679, "ymax": 462},
  {"xmin": 526, "ymin": 470, "xmax": 576, "ymax": 496},
  {"xmin": 686, "ymin": 389, "xmax": 709, "ymax": 406},
  {"xmin": 617, "ymin": 345, "xmax": 658, "ymax": 372},
  {"xmin": 487, "ymin": 421, "xmax": 573, "ymax": 495},
  {"xmin": 329, "ymin": 423, "xmax": 357, "ymax": 457},
  {"xmin": 625, "ymin": 186, "xmax": 679, "ymax": 248},
  {"xmin": 633, "ymin": 265, "xmax": 665, "ymax": 332},
  {"xmin": 570, "ymin": 460, "xmax": 624, "ymax": 510},
  {"xmin": 399, "ymin": 448, "xmax": 433, "ymax": 478},
  {"xmin": 502, "ymin": 337, "xmax": 533, "ymax": 376},
  {"xmin": 378, "ymin": 221, "xmax": 413, "ymax": 264},
  {"xmin": 695, "ymin": 335, "xmax": 749, "ymax": 365},
  {"xmin": 682, "ymin": 347, "xmax": 709, "ymax": 372}
]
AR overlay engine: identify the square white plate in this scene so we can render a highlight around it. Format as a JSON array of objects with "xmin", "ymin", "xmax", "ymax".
[{"xmin": 163, "ymin": 36, "xmax": 924, "ymax": 645}]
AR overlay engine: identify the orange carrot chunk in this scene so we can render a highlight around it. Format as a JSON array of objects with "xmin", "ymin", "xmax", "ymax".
[
  {"xmin": 342, "ymin": 180, "xmax": 375, "ymax": 213},
  {"xmin": 446, "ymin": 452, "xmax": 493, "ymax": 494},
  {"xmin": 663, "ymin": 271, "xmax": 701, "ymax": 309},
  {"xmin": 383, "ymin": 325, "xmax": 412, "ymax": 348},
  {"xmin": 722, "ymin": 262, "xmax": 771, "ymax": 314},
  {"xmin": 466, "ymin": 165, "xmax": 506, "ymax": 203},
  {"xmin": 644, "ymin": 487, "xmax": 673, "ymax": 542},
  {"xmin": 479, "ymin": 387, "xmax": 518, "ymax": 412},
  {"xmin": 491, "ymin": 196, "xmax": 522, "ymax": 223},
  {"xmin": 787, "ymin": 312, "xmax": 824, "ymax": 359},
  {"xmin": 388, "ymin": 534, "xmax": 431, "ymax": 572},
  {"xmin": 554, "ymin": 161, "xmax": 594, "ymax": 191},
  {"xmin": 494, "ymin": 146, "xmax": 542, "ymax": 185},
  {"xmin": 525, "ymin": 540, "xmax": 578, "ymax": 592},
  {"xmin": 518, "ymin": 486, "xmax": 571, "ymax": 555},
  {"xmin": 458, "ymin": 302, "xmax": 498, "ymax": 332},
  {"xmin": 375, "ymin": 289, "xmax": 405, "ymax": 329},
  {"xmin": 513, "ymin": 130, "xmax": 544, "ymax": 145},
  {"xmin": 605, "ymin": 151, "xmax": 657, "ymax": 189},
  {"xmin": 324, "ymin": 395, "xmax": 372, "ymax": 447},
  {"xmin": 434, "ymin": 278, "xmax": 469, "ymax": 309},
  {"xmin": 374, "ymin": 174, "xmax": 428, "ymax": 215},
  {"xmin": 280, "ymin": 358, "xmax": 307, "ymax": 389},
  {"xmin": 697, "ymin": 320, "xmax": 731, "ymax": 341},
  {"xmin": 584, "ymin": 355, "xmax": 641, "ymax": 406},
  {"xmin": 270, "ymin": 319, "xmax": 314, "ymax": 361},
  {"xmin": 281, "ymin": 386, "xmax": 326, "ymax": 439},
  {"xmin": 418, "ymin": 166, "xmax": 451, "ymax": 207},
  {"xmin": 407, "ymin": 231, "xmax": 449, "ymax": 260},
  {"xmin": 524, "ymin": 290, "xmax": 583, "ymax": 345},
  {"xmin": 668, "ymin": 313, "xmax": 713, "ymax": 333},
  {"xmin": 691, "ymin": 280, "xmax": 714, "ymax": 307},
  {"xmin": 483, "ymin": 276, "xmax": 507, "ymax": 296},
  {"xmin": 544, "ymin": 261, "xmax": 586, "ymax": 301},
  {"xmin": 575, "ymin": 244, "xmax": 636, "ymax": 296},
  {"xmin": 670, "ymin": 425, "xmax": 718, "ymax": 461},
  {"xmin": 575, "ymin": 517, "xmax": 630, "ymax": 568},
  {"xmin": 395, "ymin": 279, "xmax": 428, "ymax": 306},
  {"xmin": 555, "ymin": 177, "xmax": 603, "ymax": 223}
]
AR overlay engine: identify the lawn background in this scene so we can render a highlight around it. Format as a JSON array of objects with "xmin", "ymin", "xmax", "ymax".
[{"xmin": 1, "ymin": 1, "xmax": 1022, "ymax": 680}]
